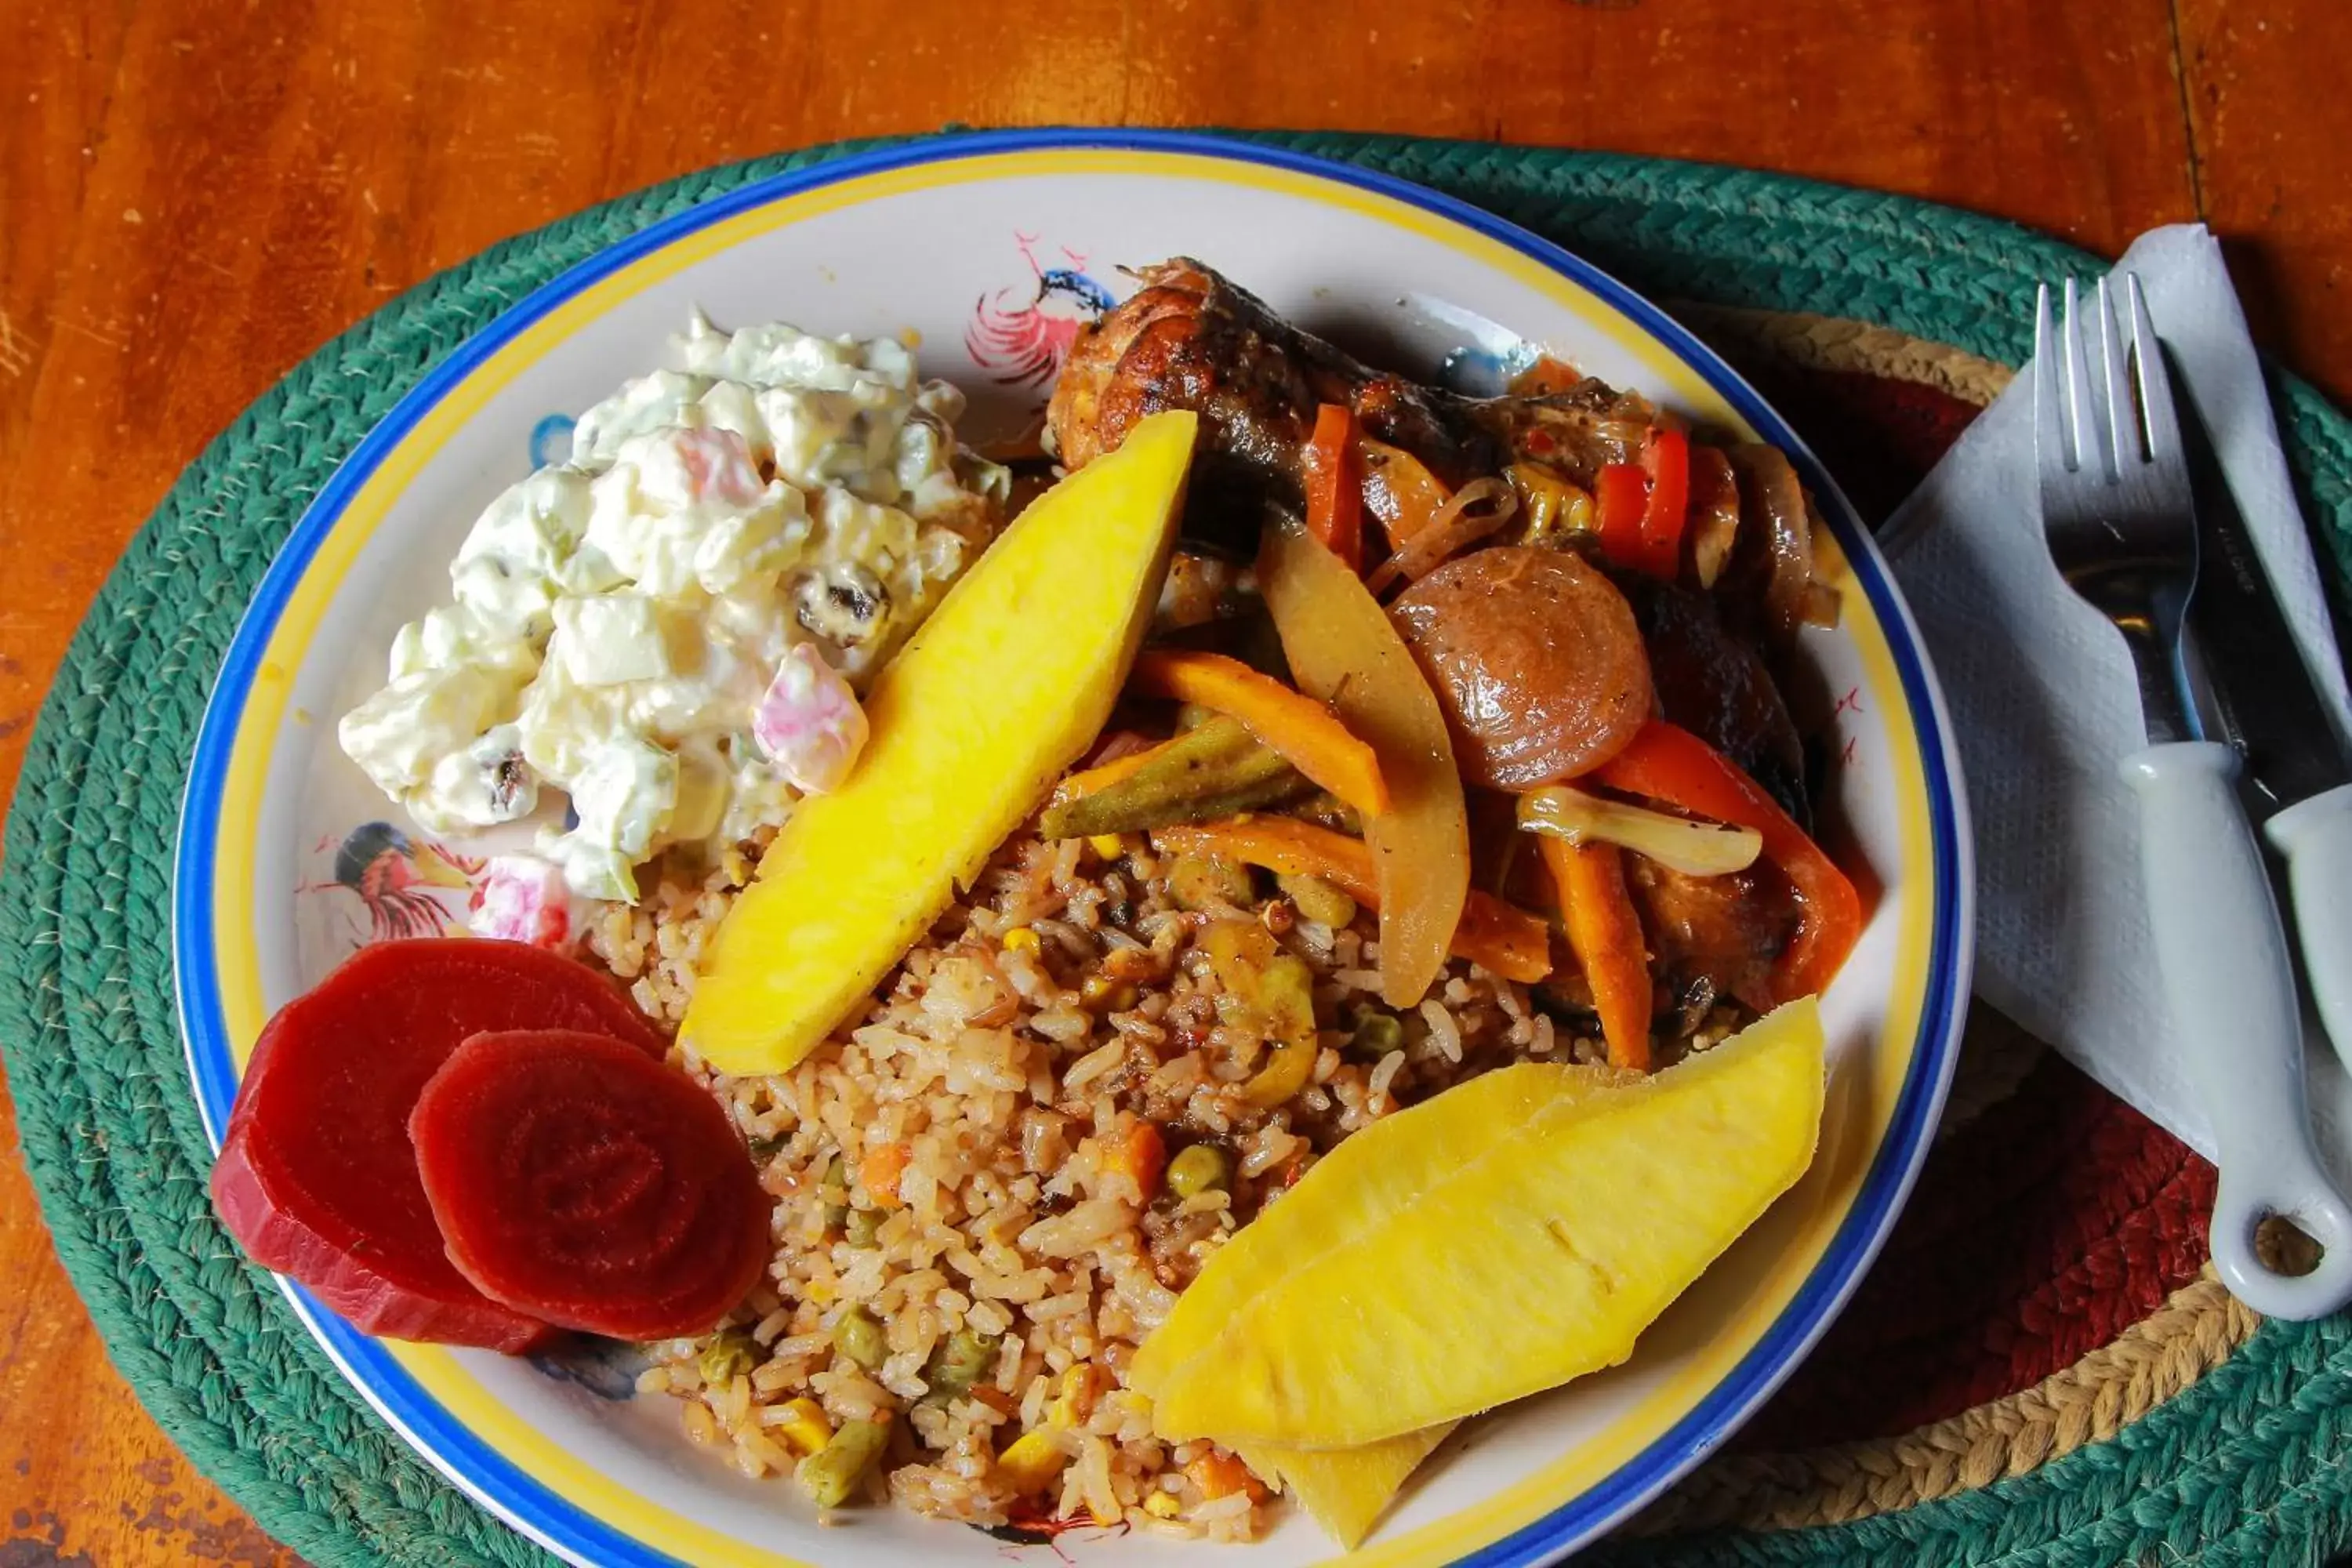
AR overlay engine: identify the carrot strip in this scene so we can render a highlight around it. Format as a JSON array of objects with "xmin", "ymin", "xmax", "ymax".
[
  {"xmin": 1302, "ymin": 404, "xmax": 1364, "ymax": 572},
  {"xmin": 1592, "ymin": 720, "xmax": 1863, "ymax": 1002},
  {"xmin": 1149, "ymin": 817, "xmax": 1550, "ymax": 984},
  {"xmin": 1128, "ymin": 649, "xmax": 1390, "ymax": 816},
  {"xmin": 1537, "ymin": 836, "xmax": 1653, "ymax": 1071}
]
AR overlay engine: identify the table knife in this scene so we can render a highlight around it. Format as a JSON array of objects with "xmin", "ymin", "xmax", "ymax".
[{"xmin": 2180, "ymin": 372, "xmax": 2352, "ymax": 1076}]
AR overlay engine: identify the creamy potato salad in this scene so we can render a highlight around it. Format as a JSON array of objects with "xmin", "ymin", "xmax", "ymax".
[{"xmin": 339, "ymin": 314, "xmax": 1006, "ymax": 906}]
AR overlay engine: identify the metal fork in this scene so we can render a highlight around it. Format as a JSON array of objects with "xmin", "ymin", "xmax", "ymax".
[{"xmin": 2036, "ymin": 275, "xmax": 2352, "ymax": 1319}]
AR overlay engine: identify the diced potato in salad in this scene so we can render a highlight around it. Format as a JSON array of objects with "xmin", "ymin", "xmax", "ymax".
[{"xmin": 338, "ymin": 314, "xmax": 1007, "ymax": 905}]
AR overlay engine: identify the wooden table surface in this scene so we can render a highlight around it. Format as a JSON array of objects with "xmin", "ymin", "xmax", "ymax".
[{"xmin": 3, "ymin": 1, "xmax": 2347, "ymax": 1561}]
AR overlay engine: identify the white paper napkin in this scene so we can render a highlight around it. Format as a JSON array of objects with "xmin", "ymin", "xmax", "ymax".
[{"xmin": 1879, "ymin": 223, "xmax": 2352, "ymax": 1172}]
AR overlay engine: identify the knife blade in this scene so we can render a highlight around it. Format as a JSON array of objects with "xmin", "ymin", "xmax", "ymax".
[
  {"xmin": 2180, "ymin": 368, "xmax": 2352, "ymax": 811},
  {"xmin": 2177, "ymin": 359, "xmax": 2352, "ymax": 1083}
]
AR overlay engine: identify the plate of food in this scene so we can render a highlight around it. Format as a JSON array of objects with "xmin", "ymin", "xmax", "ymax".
[{"xmin": 174, "ymin": 129, "xmax": 1971, "ymax": 1568}]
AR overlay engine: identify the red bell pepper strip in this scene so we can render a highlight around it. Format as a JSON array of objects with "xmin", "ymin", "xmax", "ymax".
[
  {"xmin": 1593, "ymin": 463, "xmax": 1648, "ymax": 573},
  {"xmin": 1592, "ymin": 720, "xmax": 1863, "ymax": 1004},
  {"xmin": 1537, "ymin": 836, "xmax": 1653, "ymax": 1071},
  {"xmin": 1639, "ymin": 426, "xmax": 1690, "ymax": 580},
  {"xmin": 1301, "ymin": 403, "xmax": 1364, "ymax": 572}
]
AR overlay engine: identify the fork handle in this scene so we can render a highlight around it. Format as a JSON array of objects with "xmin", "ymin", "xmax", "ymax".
[
  {"xmin": 2122, "ymin": 742, "xmax": 2352, "ymax": 1319},
  {"xmin": 2267, "ymin": 783, "xmax": 2352, "ymax": 1082}
]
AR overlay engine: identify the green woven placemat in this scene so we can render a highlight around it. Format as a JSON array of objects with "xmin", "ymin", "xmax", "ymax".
[{"xmin": 5, "ymin": 130, "xmax": 2350, "ymax": 1568}]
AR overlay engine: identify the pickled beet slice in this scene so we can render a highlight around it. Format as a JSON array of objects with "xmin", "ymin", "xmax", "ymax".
[
  {"xmin": 212, "ymin": 1117, "xmax": 553, "ymax": 1352},
  {"xmin": 410, "ymin": 1029, "xmax": 770, "ymax": 1340},
  {"xmin": 209, "ymin": 938, "xmax": 666, "ymax": 1350}
]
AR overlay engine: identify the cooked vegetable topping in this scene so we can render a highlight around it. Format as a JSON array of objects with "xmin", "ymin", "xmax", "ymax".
[
  {"xmin": 1201, "ymin": 920, "xmax": 1322, "ymax": 1107},
  {"xmin": 1040, "ymin": 715, "xmax": 1309, "ymax": 840},
  {"xmin": 699, "ymin": 1327, "xmax": 760, "ymax": 1385},
  {"xmin": 1539, "ymin": 837, "xmax": 1655, "ymax": 1072},
  {"xmin": 1593, "ymin": 461, "xmax": 1650, "ymax": 573},
  {"xmin": 1102, "ymin": 1120, "xmax": 1169, "ymax": 1199},
  {"xmin": 858, "ymin": 1143, "xmax": 911, "ymax": 1209},
  {"xmin": 1081, "ymin": 971, "xmax": 1142, "ymax": 1013},
  {"xmin": 1302, "ymin": 403, "xmax": 1365, "ymax": 572},
  {"xmin": 773, "ymin": 1397, "xmax": 834, "ymax": 1457},
  {"xmin": 1186, "ymin": 1452, "xmax": 1262, "ymax": 1502},
  {"xmin": 1363, "ymin": 476, "xmax": 1518, "ymax": 598},
  {"xmin": 1258, "ymin": 514, "xmax": 1472, "ymax": 1007},
  {"xmin": 1052, "ymin": 740, "xmax": 1163, "ymax": 802},
  {"xmin": 1686, "ymin": 444, "xmax": 1741, "ymax": 588},
  {"xmin": 1356, "ymin": 436, "xmax": 1454, "ymax": 543},
  {"xmin": 842, "ymin": 1207, "xmax": 884, "ymax": 1249},
  {"xmin": 1346, "ymin": 1009, "xmax": 1406, "ymax": 1059},
  {"xmin": 1516, "ymin": 784, "xmax": 1764, "ymax": 877},
  {"xmin": 1725, "ymin": 444, "xmax": 1828, "ymax": 641},
  {"xmin": 1166, "ymin": 1142, "xmax": 1233, "ymax": 1199},
  {"xmin": 1592, "ymin": 720, "xmax": 1863, "ymax": 1003},
  {"xmin": 1637, "ymin": 426, "xmax": 1692, "ymax": 579},
  {"xmin": 1051, "ymin": 1364, "xmax": 1105, "ymax": 1428},
  {"xmin": 924, "ymin": 1328, "xmax": 998, "ymax": 1396},
  {"xmin": 798, "ymin": 1417, "xmax": 891, "ymax": 1508},
  {"xmin": 1506, "ymin": 462, "xmax": 1595, "ymax": 544},
  {"xmin": 1165, "ymin": 851, "xmax": 1258, "ymax": 912},
  {"xmin": 1152, "ymin": 818, "xmax": 1550, "ymax": 984},
  {"xmin": 1127, "ymin": 649, "xmax": 1391, "ymax": 818},
  {"xmin": 831, "ymin": 1305, "xmax": 887, "ymax": 1370},
  {"xmin": 1276, "ymin": 870, "xmax": 1359, "ymax": 929},
  {"xmin": 994, "ymin": 1428, "xmax": 1072, "ymax": 1495}
]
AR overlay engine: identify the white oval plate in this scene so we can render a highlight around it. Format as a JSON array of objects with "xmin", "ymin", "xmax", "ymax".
[{"xmin": 175, "ymin": 129, "xmax": 1972, "ymax": 1568}]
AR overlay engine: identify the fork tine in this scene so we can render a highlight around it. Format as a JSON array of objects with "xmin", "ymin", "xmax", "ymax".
[
  {"xmin": 2062, "ymin": 277, "xmax": 2101, "ymax": 477},
  {"xmin": 2096, "ymin": 275, "xmax": 2136, "ymax": 475},
  {"xmin": 2034, "ymin": 283, "xmax": 2067, "ymax": 479},
  {"xmin": 2126, "ymin": 273, "xmax": 2187, "ymax": 478}
]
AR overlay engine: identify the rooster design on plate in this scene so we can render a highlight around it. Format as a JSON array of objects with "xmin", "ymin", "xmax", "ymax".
[
  {"xmin": 965, "ymin": 234, "xmax": 1116, "ymax": 390},
  {"xmin": 301, "ymin": 822, "xmax": 483, "ymax": 949}
]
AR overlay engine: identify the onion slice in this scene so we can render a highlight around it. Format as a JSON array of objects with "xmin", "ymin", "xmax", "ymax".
[
  {"xmin": 1364, "ymin": 477, "xmax": 1518, "ymax": 598},
  {"xmin": 1515, "ymin": 784, "xmax": 1763, "ymax": 877}
]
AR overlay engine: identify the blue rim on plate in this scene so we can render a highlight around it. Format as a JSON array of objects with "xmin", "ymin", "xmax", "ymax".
[{"xmin": 173, "ymin": 127, "xmax": 1973, "ymax": 1568}]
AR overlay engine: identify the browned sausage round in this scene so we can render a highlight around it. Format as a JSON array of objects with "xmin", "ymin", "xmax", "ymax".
[{"xmin": 1389, "ymin": 546, "xmax": 1653, "ymax": 789}]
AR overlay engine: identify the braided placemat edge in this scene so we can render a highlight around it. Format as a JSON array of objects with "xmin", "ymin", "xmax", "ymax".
[{"xmin": 3, "ymin": 129, "xmax": 2348, "ymax": 1568}]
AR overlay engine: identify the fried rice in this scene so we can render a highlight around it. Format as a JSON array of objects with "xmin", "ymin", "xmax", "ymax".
[{"xmin": 589, "ymin": 833, "xmax": 1735, "ymax": 1541}]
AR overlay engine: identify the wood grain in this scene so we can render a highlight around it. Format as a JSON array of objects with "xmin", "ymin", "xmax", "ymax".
[
  {"xmin": 0, "ymin": 2, "xmax": 2332, "ymax": 1563},
  {"xmin": 2178, "ymin": 0, "xmax": 2352, "ymax": 410}
]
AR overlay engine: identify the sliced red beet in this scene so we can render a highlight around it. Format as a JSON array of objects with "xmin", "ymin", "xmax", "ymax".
[
  {"xmin": 410, "ymin": 1029, "xmax": 771, "ymax": 1341},
  {"xmin": 209, "ymin": 938, "xmax": 667, "ymax": 1351}
]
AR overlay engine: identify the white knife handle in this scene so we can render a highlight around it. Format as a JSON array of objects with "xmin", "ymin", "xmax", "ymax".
[
  {"xmin": 2267, "ymin": 782, "xmax": 2352, "ymax": 1082},
  {"xmin": 2122, "ymin": 742, "xmax": 2352, "ymax": 1319}
]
